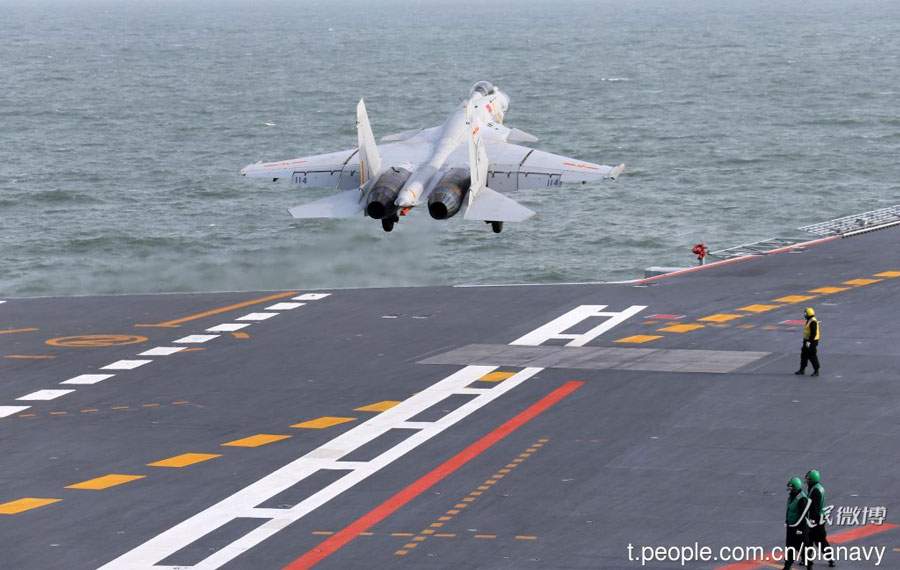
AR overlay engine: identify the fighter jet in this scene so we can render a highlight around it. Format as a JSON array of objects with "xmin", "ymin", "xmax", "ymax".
[{"xmin": 240, "ymin": 81, "xmax": 625, "ymax": 233}]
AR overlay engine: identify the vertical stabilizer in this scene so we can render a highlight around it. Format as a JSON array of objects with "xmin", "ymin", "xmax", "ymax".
[
  {"xmin": 465, "ymin": 101, "xmax": 489, "ymax": 204},
  {"xmin": 357, "ymin": 99, "xmax": 382, "ymax": 186}
]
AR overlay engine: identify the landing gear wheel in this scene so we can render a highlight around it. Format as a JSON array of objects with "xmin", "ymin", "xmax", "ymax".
[
  {"xmin": 381, "ymin": 219, "xmax": 394, "ymax": 232},
  {"xmin": 490, "ymin": 221, "xmax": 503, "ymax": 233}
]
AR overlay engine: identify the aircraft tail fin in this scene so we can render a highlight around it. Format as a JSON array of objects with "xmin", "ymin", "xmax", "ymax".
[
  {"xmin": 288, "ymin": 189, "xmax": 365, "ymax": 219},
  {"xmin": 463, "ymin": 186, "xmax": 535, "ymax": 222},
  {"xmin": 357, "ymin": 99, "xmax": 381, "ymax": 186},
  {"xmin": 465, "ymin": 100, "xmax": 489, "ymax": 195}
]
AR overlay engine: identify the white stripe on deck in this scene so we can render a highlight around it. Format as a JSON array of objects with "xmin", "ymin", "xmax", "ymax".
[
  {"xmin": 236, "ymin": 313, "xmax": 278, "ymax": 321},
  {"xmin": 265, "ymin": 302, "xmax": 304, "ymax": 311},
  {"xmin": 97, "ymin": 365, "xmax": 541, "ymax": 569},
  {"xmin": 174, "ymin": 335, "xmax": 219, "ymax": 344},
  {"xmin": 102, "ymin": 360, "xmax": 152, "ymax": 370},
  {"xmin": 139, "ymin": 347, "xmax": 186, "ymax": 356},
  {"xmin": 292, "ymin": 293, "xmax": 330, "ymax": 301},
  {"xmin": 61, "ymin": 374, "xmax": 115, "ymax": 385},
  {"xmin": 205, "ymin": 323, "xmax": 249, "ymax": 332},
  {"xmin": 0, "ymin": 405, "xmax": 31, "ymax": 417},
  {"xmin": 17, "ymin": 389, "xmax": 75, "ymax": 401}
]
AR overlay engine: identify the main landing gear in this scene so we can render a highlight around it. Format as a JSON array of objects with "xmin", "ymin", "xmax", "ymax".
[
  {"xmin": 381, "ymin": 214, "xmax": 400, "ymax": 232},
  {"xmin": 488, "ymin": 221, "xmax": 503, "ymax": 233}
]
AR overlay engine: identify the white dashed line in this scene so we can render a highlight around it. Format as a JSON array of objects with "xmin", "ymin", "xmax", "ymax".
[
  {"xmin": 0, "ymin": 405, "xmax": 31, "ymax": 417},
  {"xmin": 102, "ymin": 359, "xmax": 153, "ymax": 370},
  {"xmin": 293, "ymin": 293, "xmax": 330, "ymax": 301},
  {"xmin": 206, "ymin": 323, "xmax": 250, "ymax": 332},
  {"xmin": 17, "ymin": 389, "xmax": 76, "ymax": 401},
  {"xmin": 61, "ymin": 374, "xmax": 115, "ymax": 385},
  {"xmin": 265, "ymin": 302, "xmax": 305, "ymax": 311},
  {"xmin": 236, "ymin": 312, "xmax": 278, "ymax": 321},
  {"xmin": 0, "ymin": 300, "xmax": 6, "ymax": 305},
  {"xmin": 174, "ymin": 335, "xmax": 220, "ymax": 344},
  {"xmin": 139, "ymin": 347, "xmax": 187, "ymax": 356}
]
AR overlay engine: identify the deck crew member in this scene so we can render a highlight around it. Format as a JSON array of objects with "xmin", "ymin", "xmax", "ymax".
[
  {"xmin": 806, "ymin": 469, "xmax": 835, "ymax": 567},
  {"xmin": 795, "ymin": 307, "xmax": 820, "ymax": 377},
  {"xmin": 783, "ymin": 476, "xmax": 812, "ymax": 570}
]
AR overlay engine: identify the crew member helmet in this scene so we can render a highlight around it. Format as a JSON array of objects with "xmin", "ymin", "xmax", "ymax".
[{"xmin": 804, "ymin": 307, "xmax": 815, "ymax": 318}]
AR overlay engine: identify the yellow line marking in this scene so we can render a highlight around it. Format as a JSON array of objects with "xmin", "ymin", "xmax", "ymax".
[
  {"xmin": 50, "ymin": 411, "xmax": 67, "ymax": 415},
  {"xmin": 454, "ymin": 503, "xmax": 468, "ymax": 509},
  {"xmin": 404, "ymin": 543, "xmax": 419, "ymax": 548},
  {"xmin": 843, "ymin": 278, "xmax": 882, "ymax": 286},
  {"xmin": 737, "ymin": 304, "xmax": 780, "ymax": 313},
  {"xmin": 147, "ymin": 453, "xmax": 221, "ymax": 468},
  {"xmin": 112, "ymin": 406, "xmax": 130, "ymax": 410},
  {"xmin": 515, "ymin": 535, "xmax": 538, "ymax": 540},
  {"xmin": 18, "ymin": 413, "xmax": 35, "ymax": 417},
  {"xmin": 809, "ymin": 286, "xmax": 850, "ymax": 294},
  {"xmin": 539, "ymin": 438, "xmax": 549, "ymax": 442},
  {"xmin": 312, "ymin": 531, "xmax": 333, "ymax": 535},
  {"xmin": 505, "ymin": 463, "xmax": 518, "ymax": 468},
  {"xmin": 354, "ymin": 401, "xmax": 401, "ymax": 412},
  {"xmin": 222, "ymin": 434, "xmax": 291, "ymax": 447},
  {"xmin": 0, "ymin": 328, "xmax": 39, "ymax": 335},
  {"xmin": 462, "ymin": 497, "xmax": 475, "ymax": 502},
  {"xmin": 470, "ymin": 491, "xmax": 482, "ymax": 496},
  {"xmin": 0, "ymin": 497, "xmax": 61, "ymax": 514},
  {"xmin": 439, "ymin": 516, "xmax": 452, "ymax": 521},
  {"xmin": 232, "ymin": 332, "xmax": 250, "ymax": 339},
  {"xmin": 141, "ymin": 403, "xmax": 159, "ymax": 407},
  {"xmin": 173, "ymin": 401, "xmax": 189, "ymax": 405},
  {"xmin": 737, "ymin": 324, "xmax": 756, "ymax": 329},
  {"xmin": 774, "ymin": 294, "xmax": 816, "ymax": 303},
  {"xmin": 66, "ymin": 474, "xmax": 145, "ymax": 490},
  {"xmin": 477, "ymin": 371, "xmax": 516, "ymax": 382},
  {"xmin": 360, "ymin": 532, "xmax": 373, "ymax": 536},
  {"xmin": 519, "ymin": 453, "xmax": 531, "ymax": 457},
  {"xmin": 762, "ymin": 325, "xmax": 781, "ymax": 330},
  {"xmin": 477, "ymin": 485, "xmax": 490, "ymax": 490},
  {"xmin": 493, "ymin": 474, "xmax": 505, "ymax": 478},
  {"xmin": 435, "ymin": 533, "xmax": 456, "ymax": 538},
  {"xmin": 395, "ymin": 550, "xmax": 408, "ymax": 555},
  {"xmin": 658, "ymin": 323, "xmax": 704, "ymax": 333},
  {"xmin": 46, "ymin": 334, "xmax": 147, "ymax": 348},
  {"xmin": 431, "ymin": 522, "xmax": 444, "ymax": 527},
  {"xmin": 135, "ymin": 291, "xmax": 298, "ymax": 327},
  {"xmin": 485, "ymin": 480, "xmax": 497, "ymax": 484},
  {"xmin": 698, "ymin": 314, "xmax": 743, "ymax": 322},
  {"xmin": 475, "ymin": 534, "xmax": 497, "ymax": 539},
  {"xmin": 291, "ymin": 416, "xmax": 356, "ymax": 429},
  {"xmin": 391, "ymin": 533, "xmax": 414, "ymax": 537},
  {"xmin": 4, "ymin": 355, "xmax": 56, "ymax": 359},
  {"xmin": 421, "ymin": 529, "xmax": 435, "ymax": 535},
  {"xmin": 875, "ymin": 271, "xmax": 900, "ymax": 278},
  {"xmin": 447, "ymin": 509, "xmax": 460, "ymax": 514},
  {"xmin": 614, "ymin": 335, "xmax": 663, "ymax": 343},
  {"xmin": 180, "ymin": 347, "xmax": 205, "ymax": 352},
  {"xmin": 413, "ymin": 536, "xmax": 427, "ymax": 541}
]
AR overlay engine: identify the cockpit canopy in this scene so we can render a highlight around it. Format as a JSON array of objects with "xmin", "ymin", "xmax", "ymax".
[{"xmin": 470, "ymin": 81, "xmax": 497, "ymax": 97}]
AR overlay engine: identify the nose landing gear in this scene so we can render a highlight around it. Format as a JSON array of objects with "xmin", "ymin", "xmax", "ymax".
[{"xmin": 381, "ymin": 214, "xmax": 400, "ymax": 232}]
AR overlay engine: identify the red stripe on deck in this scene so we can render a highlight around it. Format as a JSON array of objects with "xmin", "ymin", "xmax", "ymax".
[{"xmin": 284, "ymin": 380, "xmax": 584, "ymax": 569}]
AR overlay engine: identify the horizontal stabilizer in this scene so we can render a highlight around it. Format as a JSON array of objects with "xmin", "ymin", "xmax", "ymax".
[
  {"xmin": 380, "ymin": 128, "xmax": 423, "ymax": 142},
  {"xmin": 463, "ymin": 187, "xmax": 535, "ymax": 222},
  {"xmin": 507, "ymin": 128, "xmax": 538, "ymax": 143},
  {"xmin": 287, "ymin": 189, "xmax": 365, "ymax": 219}
]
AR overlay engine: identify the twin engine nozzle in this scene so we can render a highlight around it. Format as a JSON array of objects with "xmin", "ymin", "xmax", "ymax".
[{"xmin": 366, "ymin": 167, "xmax": 472, "ymax": 221}]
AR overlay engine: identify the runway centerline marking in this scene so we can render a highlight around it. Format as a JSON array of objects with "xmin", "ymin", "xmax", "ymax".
[
  {"xmin": 134, "ymin": 291, "xmax": 298, "ymax": 328},
  {"xmin": 0, "ymin": 328, "xmax": 39, "ymax": 335},
  {"xmin": 98, "ymin": 366, "xmax": 546, "ymax": 570}
]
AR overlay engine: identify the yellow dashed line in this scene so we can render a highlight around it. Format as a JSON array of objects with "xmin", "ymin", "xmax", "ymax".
[
  {"xmin": 0, "ymin": 497, "xmax": 61, "ymax": 514},
  {"xmin": 614, "ymin": 335, "xmax": 663, "ymax": 343},
  {"xmin": 147, "ymin": 453, "xmax": 221, "ymax": 468},
  {"xmin": 475, "ymin": 534, "xmax": 497, "ymax": 539},
  {"xmin": 111, "ymin": 406, "xmax": 130, "ymax": 410},
  {"xmin": 395, "ymin": 549, "xmax": 408, "ymax": 555},
  {"xmin": 737, "ymin": 324, "xmax": 756, "ymax": 329},
  {"xmin": 439, "ymin": 516, "xmax": 452, "ymax": 521},
  {"xmin": 470, "ymin": 491, "xmax": 482, "ymax": 496},
  {"xmin": 354, "ymin": 401, "xmax": 400, "ymax": 412},
  {"xmin": 875, "ymin": 271, "xmax": 900, "ymax": 278},
  {"xmin": 698, "ymin": 314, "xmax": 743, "ymax": 322},
  {"xmin": 774, "ymin": 295, "xmax": 816, "ymax": 303},
  {"xmin": 141, "ymin": 403, "xmax": 159, "ymax": 407},
  {"xmin": 391, "ymin": 533, "xmax": 414, "ymax": 537},
  {"xmin": 66, "ymin": 474, "xmax": 145, "ymax": 490},
  {"xmin": 222, "ymin": 434, "xmax": 291, "ymax": 447},
  {"xmin": 446, "ymin": 509, "xmax": 459, "ymax": 515},
  {"xmin": 421, "ymin": 529, "xmax": 435, "ymax": 535},
  {"xmin": 809, "ymin": 287, "xmax": 849, "ymax": 294},
  {"xmin": 82, "ymin": 409, "xmax": 98, "ymax": 413},
  {"xmin": 50, "ymin": 411, "xmax": 67, "ymax": 416},
  {"xmin": 658, "ymin": 323, "xmax": 705, "ymax": 333},
  {"xmin": 737, "ymin": 304, "xmax": 780, "ymax": 313},
  {"xmin": 312, "ymin": 531, "xmax": 333, "ymax": 535},
  {"xmin": 515, "ymin": 535, "xmax": 538, "ymax": 540},
  {"xmin": 435, "ymin": 533, "xmax": 456, "ymax": 538},
  {"xmin": 291, "ymin": 416, "xmax": 355, "ymax": 429}
]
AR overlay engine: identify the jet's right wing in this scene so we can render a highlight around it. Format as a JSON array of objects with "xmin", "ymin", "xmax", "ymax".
[{"xmin": 240, "ymin": 148, "xmax": 362, "ymax": 190}]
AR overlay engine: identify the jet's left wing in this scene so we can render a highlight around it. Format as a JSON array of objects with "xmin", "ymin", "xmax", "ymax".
[
  {"xmin": 474, "ymin": 143, "xmax": 624, "ymax": 192},
  {"xmin": 240, "ymin": 148, "xmax": 361, "ymax": 190}
]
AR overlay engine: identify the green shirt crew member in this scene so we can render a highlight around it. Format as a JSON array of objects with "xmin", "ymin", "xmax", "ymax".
[
  {"xmin": 795, "ymin": 307, "xmax": 821, "ymax": 377},
  {"xmin": 806, "ymin": 469, "xmax": 834, "ymax": 566},
  {"xmin": 783, "ymin": 477, "xmax": 812, "ymax": 570}
]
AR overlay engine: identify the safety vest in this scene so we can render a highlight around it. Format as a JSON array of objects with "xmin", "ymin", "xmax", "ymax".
[
  {"xmin": 804, "ymin": 317, "xmax": 820, "ymax": 341},
  {"xmin": 809, "ymin": 483, "xmax": 825, "ymax": 515},
  {"xmin": 786, "ymin": 491, "xmax": 810, "ymax": 526}
]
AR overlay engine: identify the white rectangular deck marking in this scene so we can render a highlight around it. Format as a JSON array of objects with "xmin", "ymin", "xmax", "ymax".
[
  {"xmin": 174, "ymin": 335, "xmax": 219, "ymax": 344},
  {"xmin": 17, "ymin": 389, "xmax": 75, "ymax": 401},
  {"xmin": 102, "ymin": 360, "xmax": 153, "ymax": 370},
  {"xmin": 265, "ymin": 302, "xmax": 305, "ymax": 311},
  {"xmin": 293, "ymin": 293, "xmax": 330, "ymax": 301},
  {"xmin": 510, "ymin": 304, "xmax": 647, "ymax": 347},
  {"xmin": 139, "ymin": 347, "xmax": 186, "ymax": 356},
  {"xmin": 61, "ymin": 374, "xmax": 115, "ymax": 385},
  {"xmin": 0, "ymin": 405, "xmax": 31, "ymax": 417},
  {"xmin": 236, "ymin": 312, "xmax": 278, "ymax": 321},
  {"xmin": 205, "ymin": 323, "xmax": 249, "ymax": 332},
  {"xmin": 97, "ymin": 365, "xmax": 542, "ymax": 569}
]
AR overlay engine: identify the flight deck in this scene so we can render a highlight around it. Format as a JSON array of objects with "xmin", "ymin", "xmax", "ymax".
[{"xmin": 2, "ymin": 225, "xmax": 899, "ymax": 569}]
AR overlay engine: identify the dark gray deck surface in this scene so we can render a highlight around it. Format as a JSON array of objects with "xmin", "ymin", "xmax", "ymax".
[{"xmin": 1, "ymin": 227, "xmax": 899, "ymax": 570}]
